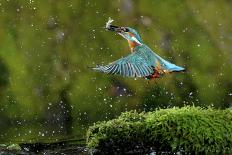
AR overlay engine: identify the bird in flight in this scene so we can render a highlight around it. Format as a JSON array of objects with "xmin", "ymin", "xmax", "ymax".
[{"xmin": 93, "ymin": 18, "xmax": 185, "ymax": 80}]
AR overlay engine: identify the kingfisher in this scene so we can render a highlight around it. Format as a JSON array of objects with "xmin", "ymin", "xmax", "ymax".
[{"xmin": 93, "ymin": 18, "xmax": 185, "ymax": 80}]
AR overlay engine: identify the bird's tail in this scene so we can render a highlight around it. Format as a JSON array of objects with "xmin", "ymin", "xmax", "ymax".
[
  {"xmin": 168, "ymin": 64, "xmax": 186, "ymax": 72},
  {"xmin": 156, "ymin": 54, "xmax": 185, "ymax": 73}
]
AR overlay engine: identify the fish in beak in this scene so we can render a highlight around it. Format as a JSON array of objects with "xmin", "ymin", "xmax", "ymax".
[
  {"xmin": 105, "ymin": 18, "xmax": 126, "ymax": 33},
  {"xmin": 105, "ymin": 17, "xmax": 142, "ymax": 45}
]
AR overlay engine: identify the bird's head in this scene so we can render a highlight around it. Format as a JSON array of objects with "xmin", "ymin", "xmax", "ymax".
[{"xmin": 106, "ymin": 19, "xmax": 143, "ymax": 50}]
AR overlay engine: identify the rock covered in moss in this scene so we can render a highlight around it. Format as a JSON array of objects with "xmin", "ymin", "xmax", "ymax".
[{"xmin": 86, "ymin": 106, "xmax": 232, "ymax": 154}]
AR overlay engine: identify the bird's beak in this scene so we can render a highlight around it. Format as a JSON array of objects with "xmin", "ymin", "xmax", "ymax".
[
  {"xmin": 105, "ymin": 18, "xmax": 142, "ymax": 45},
  {"xmin": 105, "ymin": 19, "xmax": 132, "ymax": 40},
  {"xmin": 106, "ymin": 25, "xmax": 130, "ymax": 40},
  {"xmin": 105, "ymin": 18, "xmax": 128, "ymax": 35},
  {"xmin": 106, "ymin": 25, "xmax": 123, "ymax": 33}
]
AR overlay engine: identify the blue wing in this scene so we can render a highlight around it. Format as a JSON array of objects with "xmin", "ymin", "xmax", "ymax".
[
  {"xmin": 92, "ymin": 52, "xmax": 154, "ymax": 77},
  {"xmin": 93, "ymin": 45, "xmax": 185, "ymax": 78}
]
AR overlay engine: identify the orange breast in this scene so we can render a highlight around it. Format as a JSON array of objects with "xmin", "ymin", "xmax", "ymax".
[
  {"xmin": 128, "ymin": 40, "xmax": 138, "ymax": 50},
  {"xmin": 127, "ymin": 32, "xmax": 139, "ymax": 51}
]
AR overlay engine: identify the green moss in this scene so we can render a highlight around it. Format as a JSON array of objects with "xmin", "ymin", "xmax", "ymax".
[
  {"xmin": 0, "ymin": 143, "xmax": 21, "ymax": 151},
  {"xmin": 86, "ymin": 106, "xmax": 232, "ymax": 154}
]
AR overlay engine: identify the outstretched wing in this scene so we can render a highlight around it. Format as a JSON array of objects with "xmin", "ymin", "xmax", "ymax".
[{"xmin": 93, "ymin": 52, "xmax": 154, "ymax": 77}]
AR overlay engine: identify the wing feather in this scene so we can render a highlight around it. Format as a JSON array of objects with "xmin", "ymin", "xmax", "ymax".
[
  {"xmin": 133, "ymin": 64, "xmax": 142, "ymax": 77},
  {"xmin": 126, "ymin": 63, "xmax": 132, "ymax": 77},
  {"xmin": 93, "ymin": 46, "xmax": 155, "ymax": 77}
]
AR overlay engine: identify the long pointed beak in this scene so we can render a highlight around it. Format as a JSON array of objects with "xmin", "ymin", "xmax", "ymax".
[
  {"xmin": 106, "ymin": 25, "xmax": 122, "ymax": 33},
  {"xmin": 106, "ymin": 25, "xmax": 132, "ymax": 42}
]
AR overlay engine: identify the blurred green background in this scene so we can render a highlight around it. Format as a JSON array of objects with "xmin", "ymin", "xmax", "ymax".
[{"xmin": 0, "ymin": 0, "xmax": 232, "ymax": 143}]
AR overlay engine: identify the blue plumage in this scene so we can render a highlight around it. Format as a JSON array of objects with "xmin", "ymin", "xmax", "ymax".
[{"xmin": 93, "ymin": 19, "xmax": 185, "ymax": 80}]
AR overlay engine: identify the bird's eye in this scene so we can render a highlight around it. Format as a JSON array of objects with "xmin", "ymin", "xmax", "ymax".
[
  {"xmin": 121, "ymin": 27, "xmax": 129, "ymax": 32},
  {"xmin": 124, "ymin": 28, "xmax": 129, "ymax": 32}
]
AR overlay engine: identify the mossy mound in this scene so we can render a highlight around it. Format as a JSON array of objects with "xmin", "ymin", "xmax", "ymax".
[{"xmin": 86, "ymin": 106, "xmax": 232, "ymax": 154}]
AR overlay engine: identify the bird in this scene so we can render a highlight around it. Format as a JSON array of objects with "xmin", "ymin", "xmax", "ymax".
[{"xmin": 93, "ymin": 18, "xmax": 185, "ymax": 80}]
